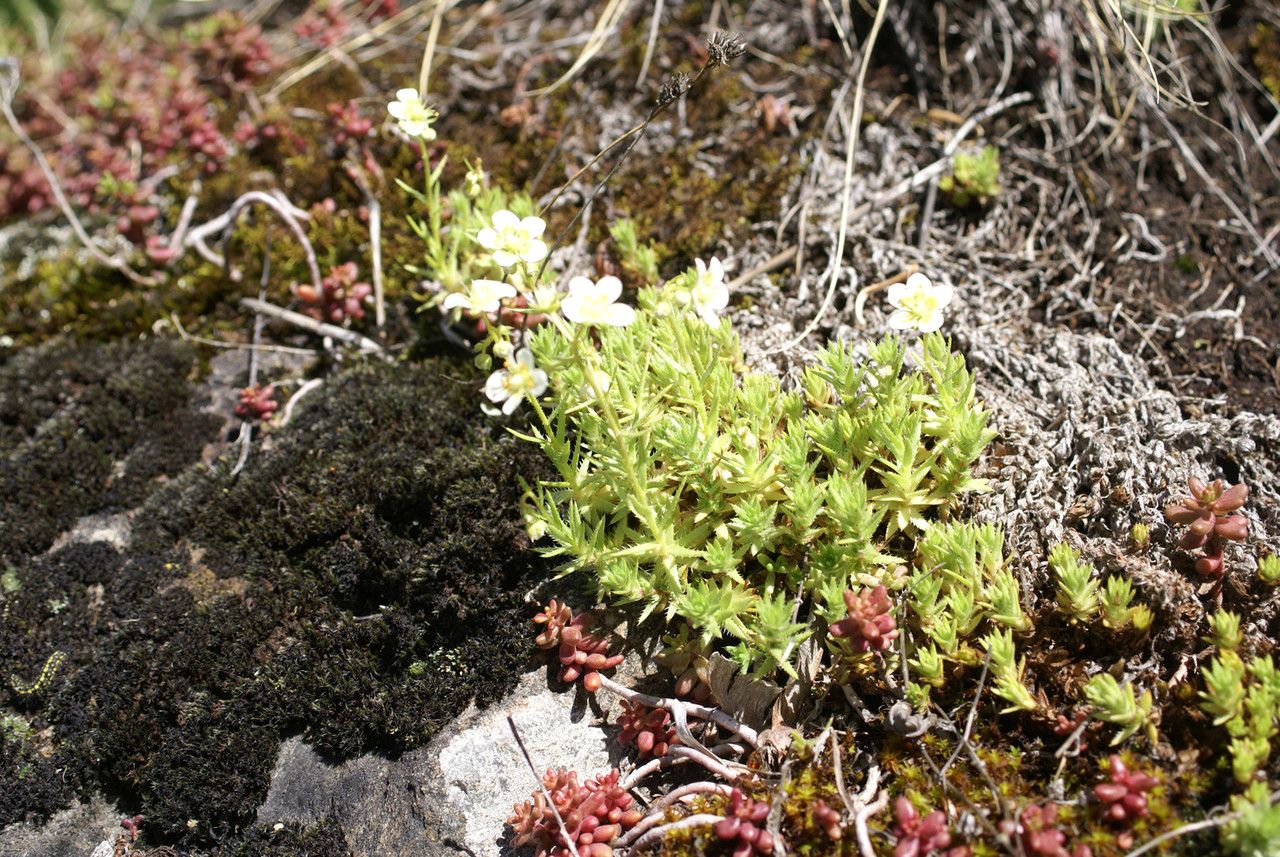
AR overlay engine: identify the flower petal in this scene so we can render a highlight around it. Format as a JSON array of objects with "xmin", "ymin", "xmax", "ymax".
[
  {"xmin": 484, "ymin": 371, "xmax": 509, "ymax": 402},
  {"xmin": 567, "ymin": 276, "xmax": 594, "ymax": 297},
  {"xmin": 931, "ymin": 281, "xmax": 954, "ymax": 308},
  {"xmin": 387, "ymin": 102, "xmax": 407, "ymax": 119},
  {"xmin": 530, "ymin": 370, "xmax": 549, "ymax": 397},
  {"xmin": 475, "ymin": 227, "xmax": 498, "ymax": 250},
  {"xmin": 561, "ymin": 295, "xmax": 585, "ymax": 324},
  {"xmin": 502, "ymin": 394, "xmax": 522, "ymax": 415},
  {"xmin": 597, "ymin": 276, "xmax": 623, "ymax": 301},
  {"xmin": 522, "ymin": 241, "xmax": 548, "ymax": 264},
  {"xmin": 916, "ymin": 312, "xmax": 944, "ymax": 333},
  {"xmin": 886, "ymin": 309, "xmax": 915, "ymax": 330},
  {"xmin": 395, "ymin": 88, "xmax": 419, "ymax": 102},
  {"xmin": 886, "ymin": 281, "xmax": 911, "ymax": 307},
  {"xmin": 521, "ymin": 216, "xmax": 547, "ymax": 239},
  {"xmin": 604, "ymin": 303, "xmax": 636, "ymax": 327},
  {"xmin": 709, "ymin": 257, "xmax": 724, "ymax": 281},
  {"xmin": 906, "ymin": 271, "xmax": 932, "ymax": 290},
  {"xmin": 491, "ymin": 209, "xmax": 518, "ymax": 229},
  {"xmin": 708, "ymin": 286, "xmax": 729, "ymax": 311},
  {"xmin": 492, "ymin": 250, "xmax": 518, "ymax": 268},
  {"xmin": 441, "ymin": 292, "xmax": 466, "ymax": 310},
  {"xmin": 515, "ymin": 348, "xmax": 536, "ymax": 369}
]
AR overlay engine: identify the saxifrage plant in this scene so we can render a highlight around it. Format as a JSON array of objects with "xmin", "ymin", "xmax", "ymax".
[{"xmin": 519, "ymin": 275, "xmax": 997, "ymax": 679}]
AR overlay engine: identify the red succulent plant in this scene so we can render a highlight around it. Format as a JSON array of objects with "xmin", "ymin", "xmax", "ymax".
[
  {"xmin": 532, "ymin": 600, "xmax": 622, "ymax": 692},
  {"xmin": 714, "ymin": 788, "xmax": 775, "ymax": 857},
  {"xmin": 614, "ymin": 699, "xmax": 677, "ymax": 758},
  {"xmin": 1093, "ymin": 755, "xmax": 1158, "ymax": 847},
  {"xmin": 234, "ymin": 384, "xmax": 278, "ymax": 421},
  {"xmin": 1164, "ymin": 477, "xmax": 1248, "ymax": 579},
  {"xmin": 892, "ymin": 796, "xmax": 969, "ymax": 857},
  {"xmin": 1000, "ymin": 804, "xmax": 1091, "ymax": 857},
  {"xmin": 813, "ymin": 799, "xmax": 844, "ymax": 840},
  {"xmin": 829, "ymin": 584, "xmax": 898, "ymax": 652},
  {"xmin": 292, "ymin": 262, "xmax": 372, "ymax": 324},
  {"xmin": 507, "ymin": 768, "xmax": 642, "ymax": 857}
]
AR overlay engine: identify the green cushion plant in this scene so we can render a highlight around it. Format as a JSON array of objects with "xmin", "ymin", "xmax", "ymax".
[{"xmin": 518, "ymin": 275, "xmax": 999, "ymax": 680}]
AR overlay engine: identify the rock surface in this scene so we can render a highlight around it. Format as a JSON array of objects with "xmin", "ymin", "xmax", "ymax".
[
  {"xmin": 0, "ymin": 797, "xmax": 122, "ymax": 857},
  {"xmin": 256, "ymin": 668, "xmax": 615, "ymax": 857}
]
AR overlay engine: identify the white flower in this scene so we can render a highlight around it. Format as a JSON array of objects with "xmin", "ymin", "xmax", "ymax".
[
  {"xmin": 886, "ymin": 272, "xmax": 953, "ymax": 333},
  {"xmin": 492, "ymin": 339, "xmax": 514, "ymax": 360},
  {"xmin": 529, "ymin": 284, "xmax": 560, "ymax": 314},
  {"xmin": 560, "ymin": 275, "xmax": 635, "ymax": 327},
  {"xmin": 387, "ymin": 88, "xmax": 439, "ymax": 140},
  {"xmin": 690, "ymin": 257, "xmax": 729, "ymax": 325},
  {"xmin": 484, "ymin": 348, "xmax": 548, "ymax": 415},
  {"xmin": 476, "ymin": 210, "xmax": 548, "ymax": 269},
  {"xmin": 441, "ymin": 279, "xmax": 516, "ymax": 314}
]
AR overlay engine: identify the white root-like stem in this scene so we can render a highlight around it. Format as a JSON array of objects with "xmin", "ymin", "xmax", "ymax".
[
  {"xmin": 854, "ymin": 790, "xmax": 889, "ymax": 857},
  {"xmin": 618, "ymin": 741, "xmax": 744, "ymax": 792},
  {"xmin": 279, "ymin": 378, "xmax": 324, "ymax": 427},
  {"xmin": 595, "ymin": 674, "xmax": 760, "ymax": 748},
  {"xmin": 625, "ymin": 814, "xmax": 724, "ymax": 853},
  {"xmin": 240, "ymin": 297, "xmax": 386, "ymax": 356},
  {"xmin": 660, "ymin": 746, "xmax": 746, "ymax": 783},
  {"xmin": 185, "ymin": 191, "xmax": 321, "ymax": 292},
  {"xmin": 617, "ymin": 783, "xmax": 734, "ymax": 848}
]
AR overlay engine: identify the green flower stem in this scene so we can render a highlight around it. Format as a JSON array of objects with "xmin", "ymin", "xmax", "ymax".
[{"xmin": 548, "ymin": 315, "xmax": 661, "ymax": 537}]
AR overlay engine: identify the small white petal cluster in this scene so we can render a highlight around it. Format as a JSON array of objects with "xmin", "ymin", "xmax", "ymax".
[
  {"xmin": 387, "ymin": 88, "xmax": 438, "ymax": 140},
  {"xmin": 886, "ymin": 272, "xmax": 953, "ymax": 333},
  {"xmin": 441, "ymin": 279, "xmax": 516, "ymax": 314},
  {"xmin": 484, "ymin": 348, "xmax": 548, "ymax": 415},
  {"xmin": 477, "ymin": 210, "xmax": 548, "ymax": 269},
  {"xmin": 690, "ymin": 257, "xmax": 729, "ymax": 325},
  {"xmin": 560, "ymin": 275, "xmax": 635, "ymax": 327}
]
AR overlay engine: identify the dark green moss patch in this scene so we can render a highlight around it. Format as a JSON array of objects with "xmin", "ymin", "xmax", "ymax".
[
  {"xmin": 212, "ymin": 819, "xmax": 353, "ymax": 857},
  {"xmin": 1, "ymin": 354, "xmax": 549, "ymax": 849},
  {"xmin": 0, "ymin": 340, "xmax": 220, "ymax": 566}
]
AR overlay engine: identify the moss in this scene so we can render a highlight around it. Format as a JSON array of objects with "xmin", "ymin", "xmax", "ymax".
[
  {"xmin": 603, "ymin": 80, "xmax": 809, "ymax": 267},
  {"xmin": 1251, "ymin": 25, "xmax": 1280, "ymax": 102},
  {"xmin": 0, "ymin": 340, "xmax": 220, "ymax": 565},
  {"xmin": 0, "ymin": 355, "xmax": 551, "ymax": 848},
  {"xmin": 212, "ymin": 818, "xmax": 353, "ymax": 857}
]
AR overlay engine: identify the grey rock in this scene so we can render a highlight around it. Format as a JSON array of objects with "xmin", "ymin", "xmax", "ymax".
[
  {"xmin": 0, "ymin": 797, "xmax": 123, "ymax": 857},
  {"xmin": 256, "ymin": 668, "xmax": 615, "ymax": 857}
]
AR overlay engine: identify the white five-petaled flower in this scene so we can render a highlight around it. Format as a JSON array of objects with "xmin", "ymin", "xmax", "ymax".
[
  {"xmin": 387, "ymin": 88, "xmax": 439, "ymax": 140},
  {"xmin": 476, "ymin": 210, "xmax": 548, "ymax": 269},
  {"xmin": 886, "ymin": 272, "xmax": 953, "ymax": 333},
  {"xmin": 441, "ymin": 279, "xmax": 516, "ymax": 314},
  {"xmin": 484, "ymin": 348, "xmax": 548, "ymax": 415},
  {"xmin": 691, "ymin": 257, "xmax": 729, "ymax": 325},
  {"xmin": 560, "ymin": 275, "xmax": 635, "ymax": 327},
  {"xmin": 529, "ymin": 284, "xmax": 560, "ymax": 314}
]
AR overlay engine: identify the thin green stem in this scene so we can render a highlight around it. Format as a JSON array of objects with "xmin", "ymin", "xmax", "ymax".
[{"xmin": 550, "ymin": 317, "xmax": 659, "ymax": 535}]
